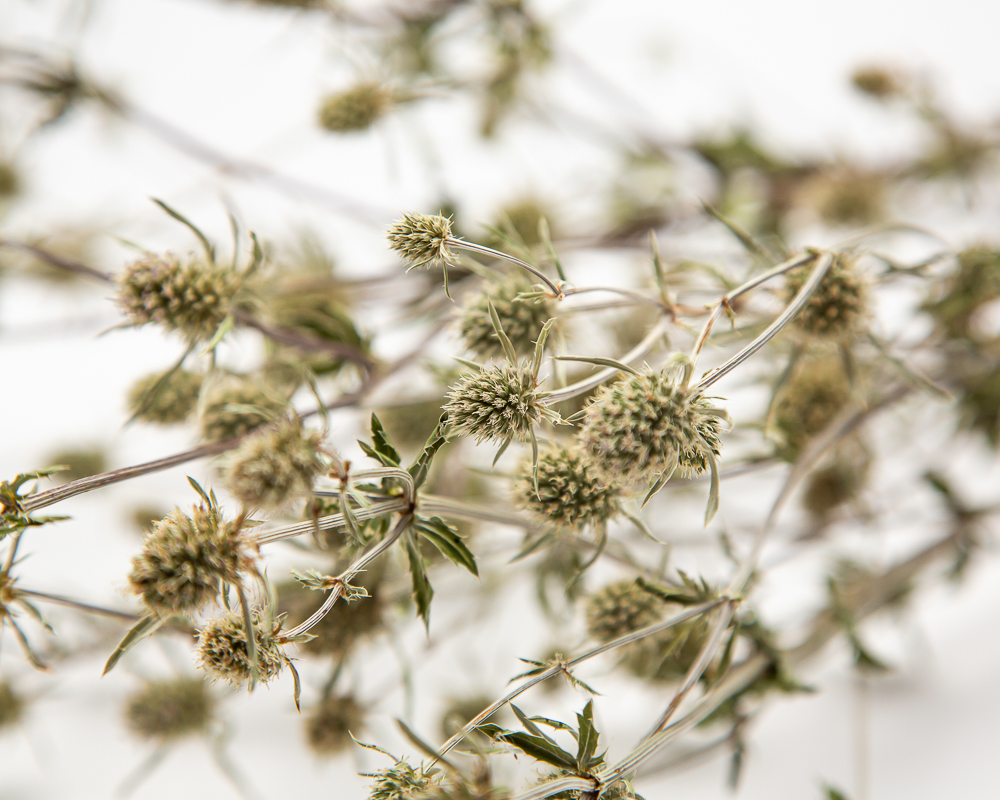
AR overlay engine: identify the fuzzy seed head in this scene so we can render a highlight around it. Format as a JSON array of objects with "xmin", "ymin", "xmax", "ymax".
[
  {"xmin": 117, "ymin": 254, "xmax": 241, "ymax": 343},
  {"xmin": 578, "ymin": 369, "xmax": 725, "ymax": 487},
  {"xmin": 367, "ymin": 760, "xmax": 443, "ymax": 800},
  {"xmin": 513, "ymin": 443, "xmax": 620, "ymax": 532},
  {"xmin": 197, "ymin": 607, "xmax": 284, "ymax": 687},
  {"xmin": 124, "ymin": 678, "xmax": 214, "ymax": 740},
  {"xmin": 772, "ymin": 357, "xmax": 851, "ymax": 460},
  {"xmin": 586, "ymin": 580, "xmax": 661, "ymax": 643},
  {"xmin": 128, "ymin": 504, "xmax": 256, "ymax": 616},
  {"xmin": 224, "ymin": 417, "xmax": 325, "ymax": 510},
  {"xmin": 127, "ymin": 369, "xmax": 203, "ymax": 425},
  {"xmin": 318, "ymin": 83, "xmax": 393, "ymax": 133},
  {"xmin": 386, "ymin": 213, "xmax": 455, "ymax": 269},
  {"xmin": 459, "ymin": 273, "xmax": 556, "ymax": 361},
  {"xmin": 783, "ymin": 254, "xmax": 869, "ymax": 339},
  {"xmin": 200, "ymin": 377, "xmax": 287, "ymax": 442},
  {"xmin": 0, "ymin": 682, "xmax": 24, "ymax": 731},
  {"xmin": 305, "ymin": 694, "xmax": 364, "ymax": 755},
  {"xmin": 444, "ymin": 364, "xmax": 552, "ymax": 444},
  {"xmin": 851, "ymin": 66, "xmax": 907, "ymax": 100}
]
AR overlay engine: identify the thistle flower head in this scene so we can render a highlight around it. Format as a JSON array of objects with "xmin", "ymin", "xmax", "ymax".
[
  {"xmin": 459, "ymin": 273, "xmax": 556, "ymax": 361},
  {"xmin": 386, "ymin": 213, "xmax": 456, "ymax": 270},
  {"xmin": 305, "ymin": 694, "xmax": 364, "ymax": 755},
  {"xmin": 200, "ymin": 376, "xmax": 288, "ymax": 442},
  {"xmin": 197, "ymin": 607, "xmax": 284, "ymax": 687},
  {"xmin": 586, "ymin": 580, "xmax": 661, "ymax": 643},
  {"xmin": 0, "ymin": 681, "xmax": 24, "ymax": 731},
  {"xmin": 366, "ymin": 760, "xmax": 443, "ymax": 800},
  {"xmin": 124, "ymin": 677, "xmax": 215, "ymax": 740},
  {"xmin": 578, "ymin": 368, "xmax": 726, "ymax": 487},
  {"xmin": 783, "ymin": 254, "xmax": 869, "ymax": 339},
  {"xmin": 128, "ymin": 503, "xmax": 257, "ymax": 616},
  {"xmin": 513, "ymin": 443, "xmax": 620, "ymax": 532},
  {"xmin": 318, "ymin": 83, "xmax": 393, "ymax": 133},
  {"xmin": 127, "ymin": 368, "xmax": 203, "ymax": 426},
  {"xmin": 772, "ymin": 356, "xmax": 851, "ymax": 460},
  {"xmin": 117, "ymin": 253, "xmax": 241, "ymax": 343},
  {"xmin": 224, "ymin": 417, "xmax": 325, "ymax": 510},
  {"xmin": 443, "ymin": 363, "xmax": 556, "ymax": 444}
]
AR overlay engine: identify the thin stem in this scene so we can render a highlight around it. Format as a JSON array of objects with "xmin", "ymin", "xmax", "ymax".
[
  {"xmin": 563, "ymin": 285, "xmax": 667, "ymax": 311},
  {"xmin": 449, "ymin": 239, "xmax": 564, "ymax": 298},
  {"xmin": 418, "ymin": 494, "xmax": 535, "ymax": 528},
  {"xmin": 17, "ymin": 589, "xmax": 140, "ymax": 622},
  {"xmin": 254, "ymin": 497, "xmax": 408, "ymax": 546}
]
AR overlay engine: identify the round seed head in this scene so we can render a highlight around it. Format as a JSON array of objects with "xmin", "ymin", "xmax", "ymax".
[
  {"xmin": 124, "ymin": 677, "xmax": 214, "ymax": 740},
  {"xmin": 305, "ymin": 694, "xmax": 364, "ymax": 755},
  {"xmin": 812, "ymin": 170, "xmax": 885, "ymax": 227},
  {"xmin": 0, "ymin": 681, "xmax": 24, "ymax": 731},
  {"xmin": 117, "ymin": 253, "xmax": 241, "ymax": 343},
  {"xmin": 850, "ymin": 66, "xmax": 908, "ymax": 100},
  {"xmin": 802, "ymin": 442, "xmax": 872, "ymax": 518},
  {"xmin": 318, "ymin": 83, "xmax": 393, "ymax": 133},
  {"xmin": 224, "ymin": 417, "xmax": 325, "ymax": 510},
  {"xmin": 128, "ymin": 504, "xmax": 257, "ymax": 616},
  {"xmin": 443, "ymin": 364, "xmax": 552, "ymax": 444},
  {"xmin": 586, "ymin": 580, "xmax": 662, "ymax": 643},
  {"xmin": 197, "ymin": 607, "xmax": 284, "ymax": 687},
  {"xmin": 386, "ymin": 213, "xmax": 455, "ymax": 270},
  {"xmin": 783, "ymin": 254, "xmax": 869, "ymax": 339},
  {"xmin": 459, "ymin": 273, "xmax": 557, "ymax": 361},
  {"xmin": 513, "ymin": 443, "xmax": 620, "ymax": 532},
  {"xmin": 127, "ymin": 368, "xmax": 203, "ymax": 425},
  {"xmin": 200, "ymin": 376, "xmax": 288, "ymax": 442},
  {"xmin": 578, "ymin": 369, "xmax": 726, "ymax": 487},
  {"xmin": 367, "ymin": 760, "xmax": 443, "ymax": 800},
  {"xmin": 772, "ymin": 357, "xmax": 851, "ymax": 460}
]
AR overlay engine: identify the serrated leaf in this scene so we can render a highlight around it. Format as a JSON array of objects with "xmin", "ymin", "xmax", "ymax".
[
  {"xmin": 103, "ymin": 614, "xmax": 166, "ymax": 675},
  {"xmin": 408, "ymin": 414, "xmax": 449, "ymax": 490},
  {"xmin": 369, "ymin": 413, "xmax": 401, "ymax": 467},
  {"xmin": 575, "ymin": 701, "xmax": 599, "ymax": 769},
  {"xmin": 404, "ymin": 529, "xmax": 433, "ymax": 631},
  {"xmin": 414, "ymin": 517, "xmax": 478, "ymax": 576},
  {"xmin": 488, "ymin": 730, "xmax": 578, "ymax": 771}
]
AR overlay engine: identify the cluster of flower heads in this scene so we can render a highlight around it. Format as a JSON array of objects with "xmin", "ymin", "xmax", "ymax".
[
  {"xmin": 223, "ymin": 416, "xmax": 326, "ymax": 510},
  {"xmin": 117, "ymin": 253, "xmax": 242, "ymax": 343},
  {"xmin": 577, "ymin": 368, "xmax": 726, "ymax": 487},
  {"xmin": 197, "ymin": 606, "xmax": 285, "ymax": 688},
  {"xmin": 128, "ymin": 503, "xmax": 257, "ymax": 617},
  {"xmin": 514, "ymin": 443, "xmax": 621, "ymax": 532},
  {"xmin": 459, "ymin": 273, "xmax": 556, "ymax": 361},
  {"xmin": 783, "ymin": 253, "xmax": 869, "ymax": 339}
]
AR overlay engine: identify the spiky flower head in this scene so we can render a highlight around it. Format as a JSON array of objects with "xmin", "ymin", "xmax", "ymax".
[
  {"xmin": 459, "ymin": 273, "xmax": 557, "ymax": 361},
  {"xmin": 513, "ymin": 443, "xmax": 620, "ymax": 532},
  {"xmin": 586, "ymin": 580, "xmax": 662, "ymax": 643},
  {"xmin": 318, "ymin": 83, "xmax": 394, "ymax": 133},
  {"xmin": 386, "ymin": 213, "xmax": 456, "ymax": 270},
  {"xmin": 200, "ymin": 376, "xmax": 288, "ymax": 442},
  {"xmin": 0, "ymin": 681, "xmax": 24, "ymax": 731},
  {"xmin": 443, "ymin": 363, "xmax": 557, "ymax": 444},
  {"xmin": 224, "ymin": 417, "xmax": 325, "ymax": 510},
  {"xmin": 772, "ymin": 356, "xmax": 851, "ymax": 460},
  {"xmin": 783, "ymin": 254, "xmax": 869, "ymax": 339},
  {"xmin": 128, "ymin": 504, "xmax": 257, "ymax": 616},
  {"xmin": 366, "ymin": 760, "xmax": 443, "ymax": 800},
  {"xmin": 578, "ymin": 368, "xmax": 726, "ymax": 487},
  {"xmin": 117, "ymin": 253, "xmax": 241, "ymax": 343},
  {"xmin": 197, "ymin": 607, "xmax": 284, "ymax": 687},
  {"xmin": 127, "ymin": 368, "xmax": 203, "ymax": 426},
  {"xmin": 305, "ymin": 694, "xmax": 364, "ymax": 755},
  {"xmin": 124, "ymin": 677, "xmax": 215, "ymax": 740}
]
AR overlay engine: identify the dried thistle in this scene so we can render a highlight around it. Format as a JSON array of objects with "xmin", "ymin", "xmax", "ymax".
[
  {"xmin": 459, "ymin": 273, "xmax": 556, "ymax": 361},
  {"xmin": 772, "ymin": 357, "xmax": 852, "ymax": 460},
  {"xmin": 513, "ymin": 443, "xmax": 620, "ymax": 532},
  {"xmin": 586, "ymin": 580, "xmax": 661, "ymax": 643},
  {"xmin": 117, "ymin": 253, "xmax": 241, "ymax": 343},
  {"xmin": 128, "ymin": 503, "xmax": 257, "ymax": 616},
  {"xmin": 224, "ymin": 417, "xmax": 326, "ymax": 510},
  {"xmin": 199, "ymin": 376, "xmax": 287, "ymax": 442},
  {"xmin": 387, "ymin": 212, "xmax": 456, "ymax": 271},
  {"xmin": 783, "ymin": 253, "xmax": 869, "ymax": 339},
  {"xmin": 366, "ymin": 759, "xmax": 443, "ymax": 800},
  {"xmin": 318, "ymin": 83, "xmax": 394, "ymax": 133},
  {"xmin": 305, "ymin": 694, "xmax": 364, "ymax": 755},
  {"xmin": 127, "ymin": 368, "xmax": 203, "ymax": 425},
  {"xmin": 197, "ymin": 607, "xmax": 284, "ymax": 688},
  {"xmin": 124, "ymin": 677, "xmax": 215, "ymax": 740}
]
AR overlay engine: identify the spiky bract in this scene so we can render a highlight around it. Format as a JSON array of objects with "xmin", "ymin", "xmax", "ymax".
[
  {"xmin": 783, "ymin": 254, "xmax": 869, "ymax": 339},
  {"xmin": 578, "ymin": 369, "xmax": 725, "ymax": 487},
  {"xmin": 128, "ymin": 504, "xmax": 256, "ymax": 616},
  {"xmin": 459, "ymin": 273, "xmax": 556, "ymax": 361},
  {"xmin": 586, "ymin": 580, "xmax": 661, "ymax": 643},
  {"xmin": 367, "ymin": 760, "xmax": 443, "ymax": 800},
  {"xmin": 224, "ymin": 417, "xmax": 325, "ymax": 510},
  {"xmin": 197, "ymin": 608, "xmax": 284, "ymax": 687},
  {"xmin": 127, "ymin": 368, "xmax": 203, "ymax": 425},
  {"xmin": 514, "ymin": 444, "xmax": 620, "ymax": 532},
  {"xmin": 444, "ymin": 364, "xmax": 555, "ymax": 444},
  {"xmin": 305, "ymin": 695, "xmax": 364, "ymax": 755},
  {"xmin": 386, "ymin": 213, "xmax": 455, "ymax": 270},
  {"xmin": 318, "ymin": 83, "xmax": 393, "ymax": 133},
  {"xmin": 117, "ymin": 254, "xmax": 241, "ymax": 343},
  {"xmin": 199, "ymin": 376, "xmax": 287, "ymax": 442},
  {"xmin": 124, "ymin": 678, "xmax": 214, "ymax": 740}
]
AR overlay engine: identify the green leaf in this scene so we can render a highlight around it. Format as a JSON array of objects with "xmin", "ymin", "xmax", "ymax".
[
  {"xmin": 532, "ymin": 318, "xmax": 556, "ymax": 380},
  {"xmin": 152, "ymin": 198, "xmax": 215, "ymax": 262},
  {"xmin": 824, "ymin": 785, "xmax": 849, "ymax": 800},
  {"xmin": 453, "ymin": 356, "xmax": 483, "ymax": 371},
  {"xmin": 575, "ymin": 701, "xmax": 600, "ymax": 770},
  {"xmin": 705, "ymin": 454, "xmax": 721, "ymax": 525},
  {"xmin": 200, "ymin": 312, "xmax": 234, "ymax": 356},
  {"xmin": 492, "ymin": 437, "xmax": 513, "ymax": 468},
  {"xmin": 187, "ymin": 476, "xmax": 213, "ymax": 507},
  {"xmin": 486, "ymin": 729, "xmax": 578, "ymax": 771},
  {"xmin": 369, "ymin": 413, "xmax": 401, "ymax": 467},
  {"xmin": 103, "ymin": 614, "xmax": 166, "ymax": 675},
  {"xmin": 287, "ymin": 658, "xmax": 303, "ymax": 713},
  {"xmin": 414, "ymin": 517, "xmax": 478, "ymax": 576},
  {"xmin": 488, "ymin": 299, "xmax": 519, "ymax": 364},
  {"xmin": 404, "ymin": 529, "xmax": 433, "ymax": 630},
  {"xmin": 408, "ymin": 414, "xmax": 449, "ymax": 489},
  {"xmin": 553, "ymin": 355, "xmax": 640, "ymax": 376}
]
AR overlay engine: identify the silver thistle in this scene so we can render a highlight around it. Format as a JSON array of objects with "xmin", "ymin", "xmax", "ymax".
[{"xmin": 197, "ymin": 607, "xmax": 284, "ymax": 688}]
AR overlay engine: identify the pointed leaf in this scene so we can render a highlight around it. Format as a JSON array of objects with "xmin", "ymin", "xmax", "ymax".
[
  {"xmin": 103, "ymin": 614, "xmax": 166, "ymax": 675},
  {"xmin": 152, "ymin": 198, "xmax": 215, "ymax": 262},
  {"xmin": 369, "ymin": 413, "xmax": 401, "ymax": 467},
  {"xmin": 404, "ymin": 530, "xmax": 433, "ymax": 630},
  {"xmin": 553, "ymin": 356, "xmax": 640, "ymax": 376},
  {"xmin": 414, "ymin": 517, "xmax": 478, "ymax": 576},
  {"xmin": 408, "ymin": 414, "xmax": 449, "ymax": 489},
  {"xmin": 488, "ymin": 299, "xmax": 519, "ymax": 364}
]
